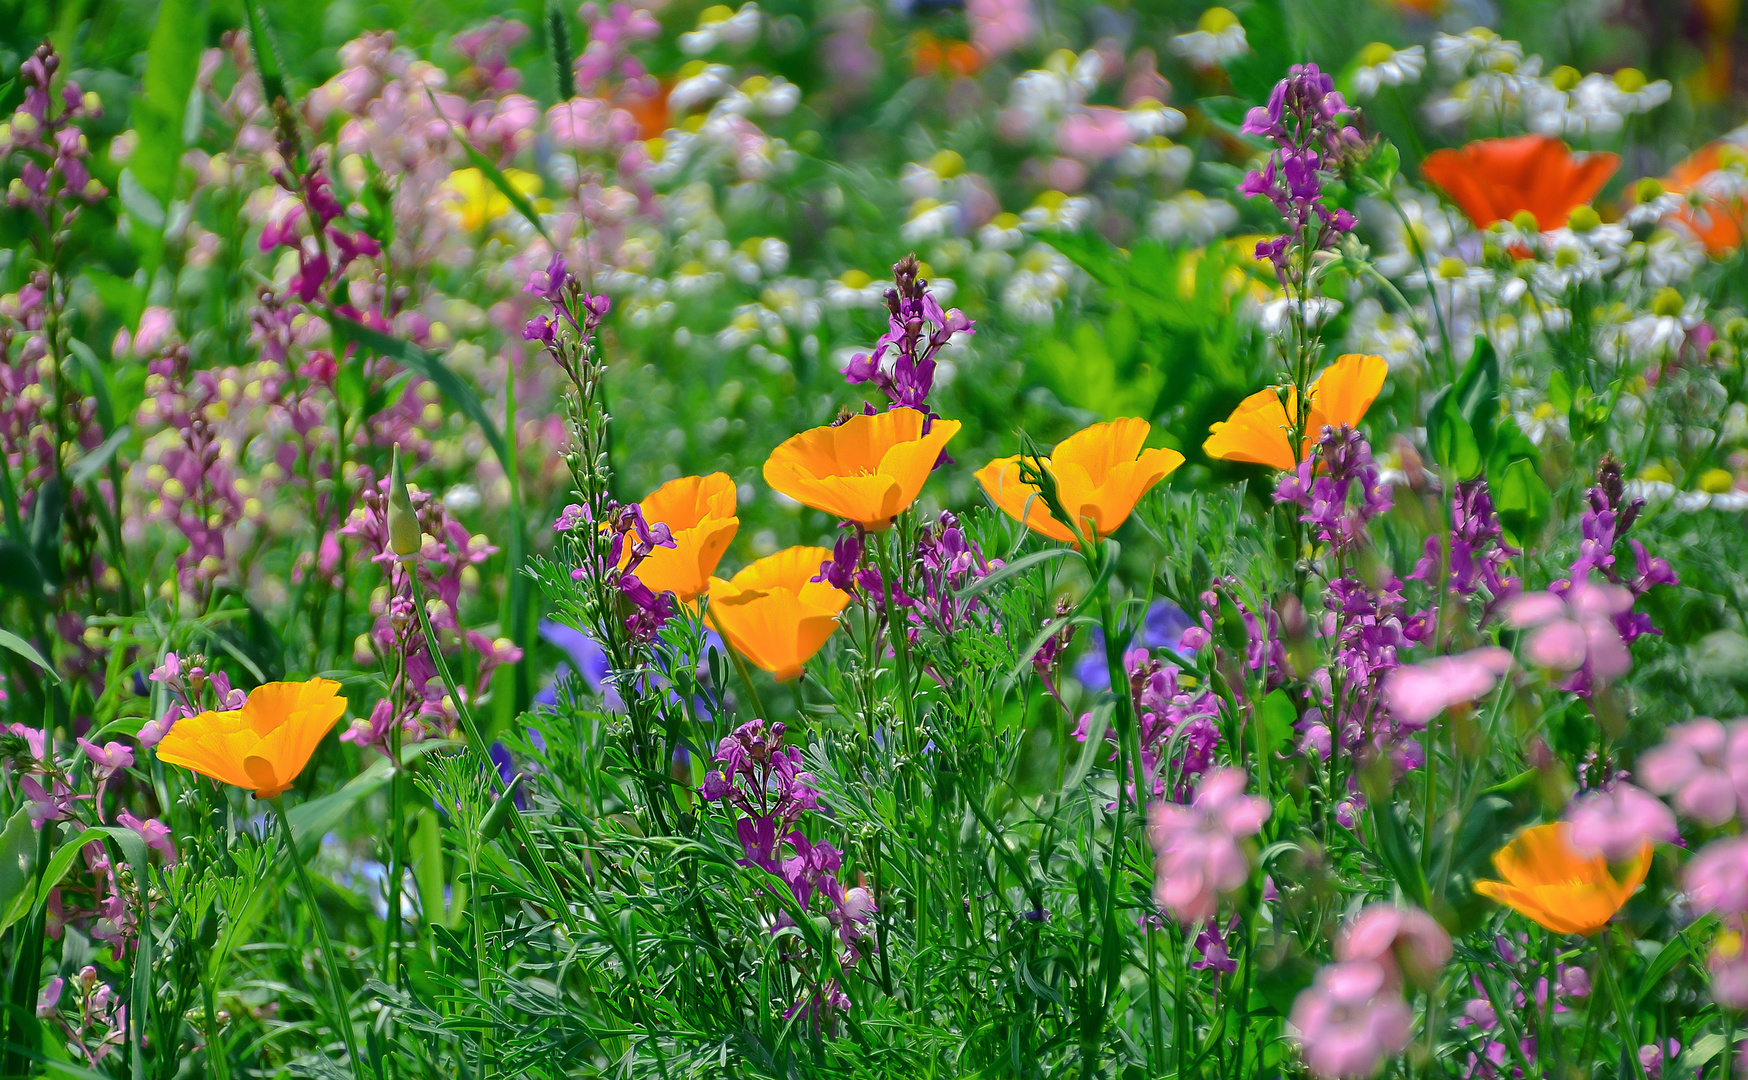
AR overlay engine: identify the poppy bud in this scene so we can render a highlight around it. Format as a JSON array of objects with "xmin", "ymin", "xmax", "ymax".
[{"xmin": 388, "ymin": 444, "xmax": 421, "ymax": 557}]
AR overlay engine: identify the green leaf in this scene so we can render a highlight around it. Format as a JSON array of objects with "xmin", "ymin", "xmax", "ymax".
[
  {"xmin": 116, "ymin": 169, "xmax": 166, "ymax": 230},
  {"xmin": 426, "ymin": 88, "xmax": 554, "ymax": 246},
  {"xmin": 1257, "ymin": 688, "xmax": 1297, "ymax": 757},
  {"xmin": 65, "ymin": 340, "xmax": 115, "ymax": 433},
  {"xmin": 410, "ymin": 808, "xmax": 445, "ymax": 925},
  {"xmin": 0, "ymin": 628, "xmax": 57, "ymax": 682},
  {"xmin": 0, "ymin": 539, "xmax": 50, "ymax": 599},
  {"xmin": 327, "ymin": 315, "xmax": 510, "ymax": 470},
  {"xmin": 1493, "ymin": 456, "xmax": 1551, "ymax": 546},
  {"xmin": 1362, "ymin": 771, "xmax": 1430, "ymax": 910},
  {"xmin": 29, "ymin": 476, "xmax": 63, "ymax": 588},
  {"xmin": 287, "ymin": 756, "xmax": 396, "ymax": 859},
  {"xmin": 1427, "ymin": 337, "xmax": 1500, "ymax": 480},
  {"xmin": 130, "ymin": 0, "xmax": 206, "ymax": 213},
  {"xmin": 239, "ymin": 0, "xmax": 288, "ymax": 107},
  {"xmin": 1547, "ymin": 369, "xmax": 1573, "ymax": 414},
  {"xmin": 1062, "ymin": 700, "xmax": 1113, "ymax": 793},
  {"xmin": 0, "ymin": 806, "xmax": 37, "ymax": 933},
  {"xmin": 480, "ymin": 774, "xmax": 524, "ymax": 841},
  {"xmin": 69, "ymin": 428, "xmax": 130, "ymax": 488},
  {"xmin": 30, "ymin": 832, "xmax": 91, "ymax": 919},
  {"xmin": 952, "ymin": 547, "xmax": 1073, "ymax": 602}
]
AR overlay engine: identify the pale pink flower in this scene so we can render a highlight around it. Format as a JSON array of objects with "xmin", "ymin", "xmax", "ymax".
[
  {"xmin": 1685, "ymin": 835, "xmax": 1748, "ymax": 916},
  {"xmin": 1335, "ymin": 904, "xmax": 1452, "ymax": 992},
  {"xmin": 36, "ymin": 976, "xmax": 62, "ymax": 1017},
  {"xmin": 966, "ymin": 0, "xmax": 1034, "ymax": 58},
  {"xmin": 117, "ymin": 811, "xmax": 179, "ymax": 864},
  {"xmin": 77, "ymin": 737, "xmax": 134, "ymax": 779},
  {"xmin": 1502, "ymin": 581, "xmax": 1635, "ymax": 682},
  {"xmin": 1384, "ymin": 646, "xmax": 1511, "ymax": 729},
  {"xmin": 1639, "ymin": 717, "xmax": 1748, "ymax": 827},
  {"xmin": 1289, "ymin": 960, "xmax": 1414, "ymax": 1079},
  {"xmin": 1057, "ymin": 107, "xmax": 1133, "ymax": 161},
  {"xmin": 1709, "ymin": 927, "xmax": 1748, "ymax": 1010},
  {"xmin": 1147, "ymin": 767, "xmax": 1269, "ymax": 925},
  {"xmin": 1564, "ymin": 782, "xmax": 1677, "ymax": 862}
]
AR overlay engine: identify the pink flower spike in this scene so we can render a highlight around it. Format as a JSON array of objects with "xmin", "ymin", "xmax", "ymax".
[
  {"xmin": 1384, "ymin": 647, "xmax": 1511, "ymax": 729},
  {"xmin": 117, "ymin": 811, "xmax": 179, "ymax": 864},
  {"xmin": 1639, "ymin": 717, "xmax": 1748, "ymax": 827},
  {"xmin": 1685, "ymin": 836, "xmax": 1748, "ymax": 917},
  {"xmin": 1289, "ymin": 959, "xmax": 1414, "ymax": 1079},
  {"xmin": 36, "ymin": 976, "xmax": 62, "ymax": 1017},
  {"xmin": 1147, "ymin": 767, "xmax": 1269, "ymax": 926},
  {"xmin": 1336, "ymin": 903, "xmax": 1452, "ymax": 992},
  {"xmin": 78, "ymin": 737, "xmax": 135, "ymax": 779},
  {"xmin": 1565, "ymin": 783, "xmax": 1677, "ymax": 863}
]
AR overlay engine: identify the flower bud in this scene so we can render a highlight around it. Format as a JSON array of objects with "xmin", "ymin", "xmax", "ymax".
[{"xmin": 388, "ymin": 445, "xmax": 421, "ymax": 557}]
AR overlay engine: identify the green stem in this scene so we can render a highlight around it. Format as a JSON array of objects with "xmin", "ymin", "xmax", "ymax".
[
  {"xmin": 270, "ymin": 798, "xmax": 370, "ymax": 1080},
  {"xmin": 202, "ymin": 976, "xmax": 232, "ymax": 1080}
]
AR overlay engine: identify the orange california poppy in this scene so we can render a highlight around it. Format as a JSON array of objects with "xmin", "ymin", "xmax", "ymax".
[
  {"xmin": 617, "ymin": 82, "xmax": 671, "ymax": 141},
  {"xmin": 706, "ymin": 546, "xmax": 851, "ymax": 681},
  {"xmin": 1664, "ymin": 141, "xmax": 1746, "ymax": 255},
  {"xmin": 1472, "ymin": 822, "xmax": 1652, "ymax": 936},
  {"xmin": 1422, "ymin": 135, "xmax": 1620, "ymax": 231},
  {"xmin": 630, "ymin": 472, "xmax": 739, "ymax": 603},
  {"xmin": 764, "ymin": 408, "xmax": 962, "ymax": 532},
  {"xmin": 975, "ymin": 418, "xmax": 1185, "ymax": 545},
  {"xmin": 1203, "ymin": 353, "xmax": 1388, "ymax": 471},
  {"xmin": 913, "ymin": 32, "xmax": 986, "ymax": 78},
  {"xmin": 155, "ymin": 679, "xmax": 348, "ymax": 799}
]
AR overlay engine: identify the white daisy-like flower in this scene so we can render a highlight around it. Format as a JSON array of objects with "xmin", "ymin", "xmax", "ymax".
[
  {"xmin": 1118, "ymin": 137, "xmax": 1194, "ymax": 182},
  {"xmin": 977, "ymin": 212, "xmax": 1026, "ymax": 252},
  {"xmin": 1149, "ymin": 191, "xmax": 1238, "ymax": 245},
  {"xmin": 1626, "ymin": 477, "xmax": 1748, "ymax": 513},
  {"xmin": 1347, "ymin": 298, "xmax": 1426, "ymax": 370},
  {"xmin": 1125, "ymin": 98, "xmax": 1187, "ymax": 139},
  {"xmin": 1513, "ymin": 402, "xmax": 1569, "ymax": 446},
  {"xmin": 1258, "ymin": 296, "xmax": 1342, "ymax": 334},
  {"xmin": 1407, "ymin": 255, "xmax": 1493, "ymax": 306},
  {"xmin": 901, "ymin": 198, "xmax": 959, "ymax": 244},
  {"xmin": 1528, "ymin": 73, "xmax": 1625, "ymax": 137},
  {"xmin": 1353, "ymin": 43, "xmax": 1426, "ymax": 99},
  {"xmin": 1170, "ymin": 7, "xmax": 1248, "ymax": 68},
  {"xmin": 1000, "ymin": 244, "xmax": 1074, "ymax": 323},
  {"xmin": 1534, "ymin": 232, "xmax": 1615, "ymax": 293},
  {"xmin": 1369, "ymin": 193, "xmax": 1460, "ymax": 278},
  {"xmin": 1616, "ymin": 228, "xmax": 1705, "ymax": 289},
  {"xmin": 1432, "ymin": 28, "xmax": 1523, "ymax": 77},
  {"xmin": 824, "ymin": 269, "xmax": 886, "ymax": 309},
  {"xmin": 679, "ymin": 2, "xmax": 761, "ymax": 55},
  {"xmin": 1622, "ymin": 288, "xmax": 1704, "ymax": 359},
  {"xmin": 669, "ymin": 61, "xmax": 736, "ymax": 113},
  {"xmin": 1608, "ymin": 67, "xmax": 1672, "ymax": 114},
  {"xmin": 1020, "ymin": 190, "xmax": 1092, "ymax": 232},
  {"xmin": 899, "ymin": 149, "xmax": 967, "ymax": 201},
  {"xmin": 715, "ymin": 74, "xmax": 800, "ymax": 119},
  {"xmin": 672, "ymin": 259, "xmax": 724, "ymax": 297}
]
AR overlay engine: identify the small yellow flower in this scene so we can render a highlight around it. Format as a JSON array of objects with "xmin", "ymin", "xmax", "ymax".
[{"xmin": 441, "ymin": 167, "xmax": 542, "ymax": 232}]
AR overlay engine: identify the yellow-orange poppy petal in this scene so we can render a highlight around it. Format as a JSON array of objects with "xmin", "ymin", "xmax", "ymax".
[
  {"xmin": 1204, "ymin": 388, "xmax": 1298, "ymax": 471},
  {"xmin": 706, "ymin": 547, "xmax": 850, "ymax": 681},
  {"xmin": 1473, "ymin": 823, "xmax": 1649, "ymax": 937},
  {"xmin": 634, "ymin": 473, "xmax": 741, "ymax": 603},
  {"xmin": 763, "ymin": 409, "xmax": 961, "ymax": 531},
  {"xmin": 974, "ymin": 456, "xmax": 1077, "ymax": 543},
  {"xmin": 1422, "ymin": 135, "xmax": 1619, "ymax": 231},
  {"xmin": 155, "ymin": 678, "xmax": 347, "ymax": 798},
  {"xmin": 1307, "ymin": 354, "xmax": 1387, "ymax": 431},
  {"xmin": 977, "ymin": 419, "xmax": 1182, "ymax": 545}
]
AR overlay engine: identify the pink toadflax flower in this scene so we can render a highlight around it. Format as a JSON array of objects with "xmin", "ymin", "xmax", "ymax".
[
  {"xmin": 1565, "ymin": 782, "xmax": 1678, "ymax": 863},
  {"xmin": 1638, "ymin": 717, "xmax": 1748, "ymax": 827},
  {"xmin": 1147, "ymin": 767, "xmax": 1270, "ymax": 925},
  {"xmin": 1502, "ymin": 580, "xmax": 1635, "ymax": 684},
  {"xmin": 1289, "ymin": 959, "xmax": 1414, "ymax": 1079},
  {"xmin": 1335, "ymin": 903, "xmax": 1452, "ymax": 992},
  {"xmin": 1384, "ymin": 646, "xmax": 1511, "ymax": 729}
]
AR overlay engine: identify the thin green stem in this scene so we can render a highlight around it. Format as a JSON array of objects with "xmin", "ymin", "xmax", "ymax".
[{"xmin": 270, "ymin": 797, "xmax": 370, "ymax": 1080}]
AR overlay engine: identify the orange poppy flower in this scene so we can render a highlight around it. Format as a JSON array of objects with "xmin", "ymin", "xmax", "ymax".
[
  {"xmin": 1472, "ymin": 822, "xmax": 1651, "ymax": 936},
  {"xmin": 155, "ymin": 679, "xmax": 348, "ymax": 799},
  {"xmin": 975, "ymin": 418, "xmax": 1185, "ymax": 545},
  {"xmin": 764, "ymin": 408, "xmax": 961, "ymax": 532},
  {"xmin": 1664, "ymin": 141, "xmax": 1746, "ymax": 255},
  {"xmin": 913, "ymin": 32, "xmax": 986, "ymax": 78},
  {"xmin": 706, "ymin": 546, "xmax": 851, "ymax": 681},
  {"xmin": 630, "ymin": 472, "xmax": 739, "ymax": 603},
  {"xmin": 1203, "ymin": 353, "xmax": 1388, "ymax": 471},
  {"xmin": 1422, "ymin": 135, "xmax": 1619, "ymax": 231}
]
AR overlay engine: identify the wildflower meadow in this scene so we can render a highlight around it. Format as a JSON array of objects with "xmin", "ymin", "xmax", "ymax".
[{"xmin": 6, "ymin": 0, "xmax": 1748, "ymax": 1076}]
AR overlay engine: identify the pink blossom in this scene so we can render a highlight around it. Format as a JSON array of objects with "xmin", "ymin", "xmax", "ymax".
[
  {"xmin": 21, "ymin": 775, "xmax": 75, "ymax": 827},
  {"xmin": 1147, "ymin": 767, "xmax": 1270, "ymax": 925},
  {"xmin": 966, "ymin": 0, "xmax": 1034, "ymax": 57},
  {"xmin": 1564, "ymin": 782, "xmax": 1677, "ymax": 862},
  {"xmin": 1639, "ymin": 717, "xmax": 1748, "ymax": 827},
  {"xmin": 1685, "ymin": 835, "xmax": 1748, "ymax": 916},
  {"xmin": 1057, "ymin": 107, "xmax": 1134, "ymax": 161},
  {"xmin": 1289, "ymin": 960, "xmax": 1414, "ymax": 1079},
  {"xmin": 1335, "ymin": 904, "xmax": 1452, "ymax": 992},
  {"xmin": 1710, "ymin": 929, "xmax": 1748, "ymax": 1010},
  {"xmin": 36, "ymin": 976, "xmax": 62, "ymax": 1017},
  {"xmin": 77, "ymin": 737, "xmax": 134, "ymax": 779},
  {"xmin": 4, "ymin": 722, "xmax": 46, "ymax": 763},
  {"xmin": 1384, "ymin": 646, "xmax": 1511, "ymax": 729},
  {"xmin": 1502, "ymin": 580, "xmax": 1635, "ymax": 682},
  {"xmin": 117, "ymin": 811, "xmax": 179, "ymax": 863}
]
